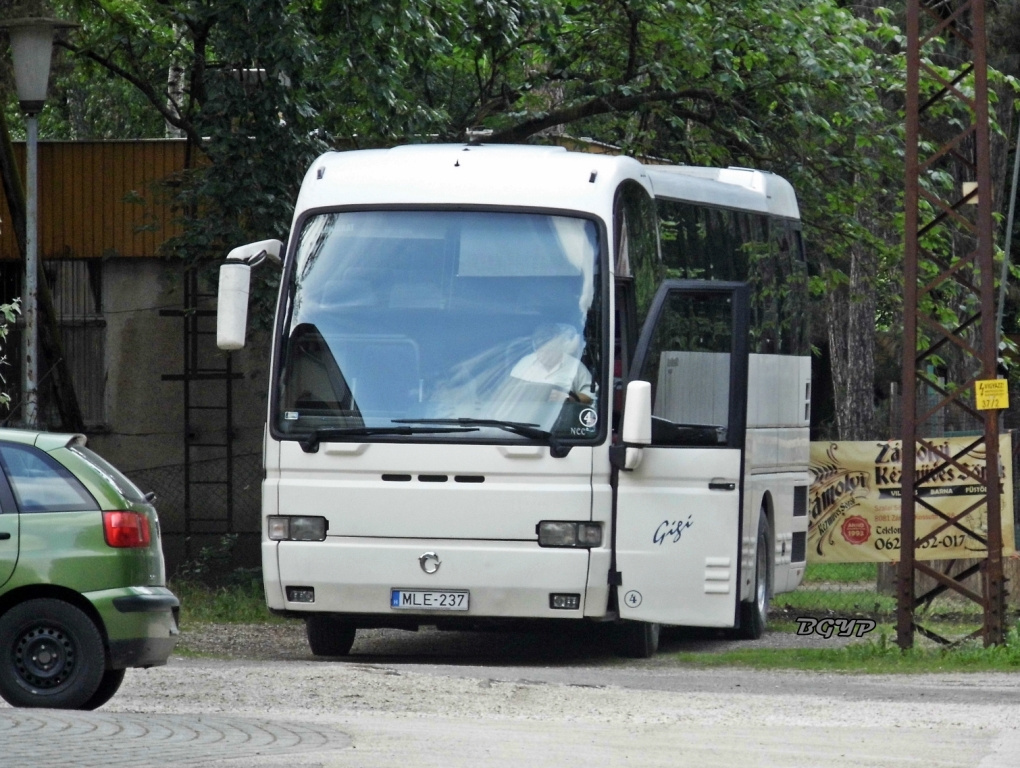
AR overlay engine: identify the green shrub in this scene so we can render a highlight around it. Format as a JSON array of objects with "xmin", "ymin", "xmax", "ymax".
[{"xmin": 171, "ymin": 578, "xmax": 282, "ymax": 626}]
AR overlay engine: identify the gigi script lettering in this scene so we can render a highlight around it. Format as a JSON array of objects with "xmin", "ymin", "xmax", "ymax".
[{"xmin": 653, "ymin": 516, "xmax": 693, "ymax": 545}]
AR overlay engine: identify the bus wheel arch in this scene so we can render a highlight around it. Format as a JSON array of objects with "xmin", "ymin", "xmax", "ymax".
[
  {"xmin": 611, "ymin": 620, "xmax": 660, "ymax": 658},
  {"xmin": 736, "ymin": 500, "xmax": 773, "ymax": 640}
]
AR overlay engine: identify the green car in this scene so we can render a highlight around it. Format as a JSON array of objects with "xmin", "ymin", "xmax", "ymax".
[{"xmin": 0, "ymin": 429, "xmax": 178, "ymax": 709}]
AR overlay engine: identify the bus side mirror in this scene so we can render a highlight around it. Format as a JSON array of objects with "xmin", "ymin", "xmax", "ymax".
[
  {"xmin": 217, "ymin": 262, "xmax": 251, "ymax": 350},
  {"xmin": 622, "ymin": 381, "xmax": 652, "ymax": 444},
  {"xmin": 216, "ymin": 239, "xmax": 283, "ymax": 351},
  {"xmin": 616, "ymin": 380, "xmax": 652, "ymax": 470}
]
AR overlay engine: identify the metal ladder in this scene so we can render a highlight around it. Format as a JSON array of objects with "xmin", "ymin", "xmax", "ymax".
[{"xmin": 161, "ymin": 267, "xmax": 242, "ymax": 556}]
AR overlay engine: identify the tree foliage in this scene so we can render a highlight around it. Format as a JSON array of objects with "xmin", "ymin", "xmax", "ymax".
[
  {"xmin": 38, "ymin": 2, "xmax": 908, "ymax": 250},
  {"xmin": 3, "ymin": 0, "xmax": 1015, "ymax": 437},
  {"xmin": 40, "ymin": 0, "xmax": 330, "ymax": 312},
  {"xmin": 0, "ymin": 299, "xmax": 20, "ymax": 410}
]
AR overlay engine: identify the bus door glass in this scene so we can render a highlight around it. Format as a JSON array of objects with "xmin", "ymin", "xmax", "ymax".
[{"xmin": 614, "ymin": 280, "xmax": 749, "ymax": 627}]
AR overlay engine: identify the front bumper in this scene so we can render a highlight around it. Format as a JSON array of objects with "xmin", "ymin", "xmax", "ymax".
[{"xmin": 268, "ymin": 537, "xmax": 603, "ymax": 619}]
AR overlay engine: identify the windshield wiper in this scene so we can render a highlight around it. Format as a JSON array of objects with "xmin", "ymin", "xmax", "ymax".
[
  {"xmin": 392, "ymin": 418, "xmax": 571, "ymax": 458},
  {"xmin": 300, "ymin": 425, "xmax": 478, "ymax": 453}
]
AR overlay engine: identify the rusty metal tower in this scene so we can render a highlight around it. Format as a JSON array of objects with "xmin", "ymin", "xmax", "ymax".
[{"xmin": 900, "ymin": 0, "xmax": 1005, "ymax": 647}]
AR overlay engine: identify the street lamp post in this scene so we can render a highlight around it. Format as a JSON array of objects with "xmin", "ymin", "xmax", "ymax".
[{"xmin": 1, "ymin": 17, "xmax": 76, "ymax": 428}]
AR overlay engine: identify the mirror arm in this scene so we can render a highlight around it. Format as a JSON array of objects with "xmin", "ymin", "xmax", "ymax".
[
  {"xmin": 218, "ymin": 239, "xmax": 281, "ymax": 351},
  {"xmin": 609, "ymin": 443, "xmax": 629, "ymax": 470},
  {"xmin": 226, "ymin": 238, "xmax": 283, "ymax": 268},
  {"xmin": 609, "ymin": 442, "xmax": 645, "ymax": 471}
]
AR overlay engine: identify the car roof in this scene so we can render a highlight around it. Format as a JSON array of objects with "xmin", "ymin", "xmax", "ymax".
[{"xmin": 0, "ymin": 428, "xmax": 84, "ymax": 452}]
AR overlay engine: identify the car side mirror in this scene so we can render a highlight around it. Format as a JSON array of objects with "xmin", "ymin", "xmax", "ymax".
[{"xmin": 216, "ymin": 239, "xmax": 283, "ymax": 351}]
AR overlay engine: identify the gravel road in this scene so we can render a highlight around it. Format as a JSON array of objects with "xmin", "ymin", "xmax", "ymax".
[
  {"xmin": 176, "ymin": 617, "xmax": 852, "ymax": 660},
  {"xmin": 85, "ymin": 620, "xmax": 1020, "ymax": 768}
]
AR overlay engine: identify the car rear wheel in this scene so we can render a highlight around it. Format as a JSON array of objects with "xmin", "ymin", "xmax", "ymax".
[
  {"xmin": 0, "ymin": 598, "xmax": 107, "ymax": 709},
  {"xmin": 306, "ymin": 615, "xmax": 357, "ymax": 656}
]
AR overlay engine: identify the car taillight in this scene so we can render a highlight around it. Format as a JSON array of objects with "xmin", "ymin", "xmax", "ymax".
[{"xmin": 103, "ymin": 511, "xmax": 152, "ymax": 548}]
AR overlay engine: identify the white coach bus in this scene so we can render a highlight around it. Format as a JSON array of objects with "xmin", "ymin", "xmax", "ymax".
[{"xmin": 217, "ymin": 144, "xmax": 811, "ymax": 657}]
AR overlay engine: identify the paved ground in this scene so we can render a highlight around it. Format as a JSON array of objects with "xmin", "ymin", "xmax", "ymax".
[
  {"xmin": 1, "ymin": 624, "xmax": 1018, "ymax": 767},
  {"xmin": 0, "ymin": 708, "xmax": 351, "ymax": 767}
]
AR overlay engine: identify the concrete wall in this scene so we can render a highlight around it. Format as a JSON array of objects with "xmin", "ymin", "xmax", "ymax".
[{"xmin": 86, "ymin": 258, "xmax": 272, "ymax": 575}]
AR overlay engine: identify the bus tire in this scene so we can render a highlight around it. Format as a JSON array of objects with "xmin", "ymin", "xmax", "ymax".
[
  {"xmin": 736, "ymin": 513, "xmax": 771, "ymax": 640},
  {"xmin": 306, "ymin": 615, "xmax": 357, "ymax": 657},
  {"xmin": 612, "ymin": 620, "xmax": 660, "ymax": 658}
]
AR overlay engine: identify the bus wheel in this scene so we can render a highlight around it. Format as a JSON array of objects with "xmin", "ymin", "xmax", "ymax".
[
  {"xmin": 736, "ymin": 513, "xmax": 771, "ymax": 640},
  {"xmin": 612, "ymin": 620, "xmax": 660, "ymax": 658},
  {"xmin": 306, "ymin": 615, "xmax": 357, "ymax": 656}
]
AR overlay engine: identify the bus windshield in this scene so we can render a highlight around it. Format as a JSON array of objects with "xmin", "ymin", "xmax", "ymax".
[{"xmin": 274, "ymin": 210, "xmax": 604, "ymax": 444}]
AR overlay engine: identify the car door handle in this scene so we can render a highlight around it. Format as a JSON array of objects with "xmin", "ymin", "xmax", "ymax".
[
  {"xmin": 0, "ymin": 532, "xmax": 10, "ymax": 540},
  {"xmin": 708, "ymin": 481, "xmax": 736, "ymax": 491}
]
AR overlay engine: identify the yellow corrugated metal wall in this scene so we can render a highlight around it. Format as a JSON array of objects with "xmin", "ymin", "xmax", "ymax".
[{"xmin": 0, "ymin": 139, "xmax": 189, "ymax": 261}]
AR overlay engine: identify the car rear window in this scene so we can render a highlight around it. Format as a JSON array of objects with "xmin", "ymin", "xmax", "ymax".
[
  {"xmin": 0, "ymin": 443, "xmax": 100, "ymax": 514},
  {"xmin": 67, "ymin": 445, "xmax": 148, "ymax": 505}
]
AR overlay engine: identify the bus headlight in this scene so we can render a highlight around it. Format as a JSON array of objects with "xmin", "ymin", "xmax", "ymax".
[
  {"xmin": 537, "ymin": 521, "xmax": 602, "ymax": 548},
  {"xmin": 268, "ymin": 515, "xmax": 328, "ymax": 541}
]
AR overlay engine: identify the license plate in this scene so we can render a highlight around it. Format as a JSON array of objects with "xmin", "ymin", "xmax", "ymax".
[{"xmin": 390, "ymin": 589, "xmax": 469, "ymax": 611}]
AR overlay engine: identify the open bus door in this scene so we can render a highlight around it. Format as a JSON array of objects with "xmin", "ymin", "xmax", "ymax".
[{"xmin": 613, "ymin": 280, "xmax": 748, "ymax": 628}]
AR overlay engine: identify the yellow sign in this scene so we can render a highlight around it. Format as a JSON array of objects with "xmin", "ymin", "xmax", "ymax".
[
  {"xmin": 808, "ymin": 436, "xmax": 1016, "ymax": 563},
  {"xmin": 975, "ymin": 379, "xmax": 1009, "ymax": 410}
]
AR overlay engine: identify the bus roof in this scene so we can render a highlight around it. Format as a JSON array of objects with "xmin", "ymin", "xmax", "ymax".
[
  {"xmin": 644, "ymin": 165, "xmax": 801, "ymax": 220},
  {"xmin": 294, "ymin": 143, "xmax": 650, "ymax": 218}
]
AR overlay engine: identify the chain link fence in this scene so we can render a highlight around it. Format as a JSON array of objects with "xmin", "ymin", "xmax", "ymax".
[
  {"xmin": 125, "ymin": 453, "xmax": 264, "ymax": 578},
  {"xmin": 776, "ymin": 560, "xmax": 1020, "ymax": 639}
]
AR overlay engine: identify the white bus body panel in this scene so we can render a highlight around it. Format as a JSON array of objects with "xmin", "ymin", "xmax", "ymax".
[
  {"xmin": 742, "ymin": 353, "xmax": 812, "ymax": 597},
  {"xmin": 265, "ymin": 440, "xmax": 612, "ymax": 618},
  {"xmin": 294, "ymin": 145, "xmax": 650, "ymax": 221},
  {"xmin": 274, "ymin": 441, "xmax": 593, "ymax": 540},
  {"xmin": 644, "ymin": 165, "xmax": 800, "ymax": 220},
  {"xmin": 615, "ymin": 446, "xmax": 742, "ymax": 627}
]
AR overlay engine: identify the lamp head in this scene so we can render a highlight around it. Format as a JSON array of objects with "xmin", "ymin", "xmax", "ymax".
[{"xmin": 1, "ymin": 17, "xmax": 78, "ymax": 114}]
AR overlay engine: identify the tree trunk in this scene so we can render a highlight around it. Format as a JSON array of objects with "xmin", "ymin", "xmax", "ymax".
[
  {"xmin": 826, "ymin": 241, "xmax": 878, "ymax": 441},
  {"xmin": 166, "ymin": 35, "xmax": 186, "ymax": 140}
]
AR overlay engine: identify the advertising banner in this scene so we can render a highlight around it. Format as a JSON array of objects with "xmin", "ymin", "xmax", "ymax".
[{"xmin": 808, "ymin": 436, "xmax": 1016, "ymax": 563}]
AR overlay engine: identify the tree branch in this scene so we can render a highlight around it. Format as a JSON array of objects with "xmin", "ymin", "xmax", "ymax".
[
  {"xmin": 57, "ymin": 40, "xmax": 204, "ymax": 148},
  {"xmin": 489, "ymin": 87, "xmax": 760, "ymax": 160}
]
